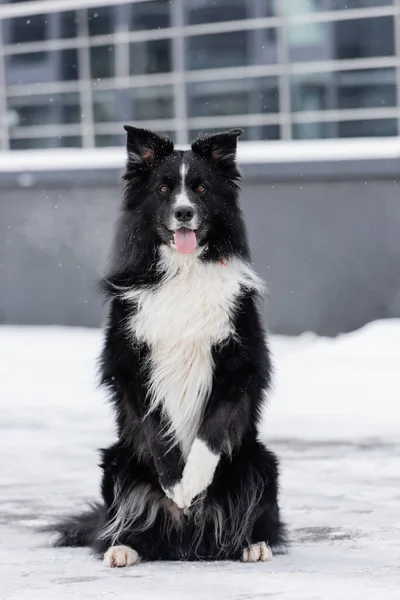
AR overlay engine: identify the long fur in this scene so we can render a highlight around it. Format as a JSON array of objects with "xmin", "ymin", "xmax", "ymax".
[
  {"xmin": 123, "ymin": 248, "xmax": 264, "ymax": 457},
  {"xmin": 48, "ymin": 127, "xmax": 286, "ymax": 562}
]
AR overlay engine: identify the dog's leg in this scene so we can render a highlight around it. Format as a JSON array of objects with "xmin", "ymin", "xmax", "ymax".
[
  {"xmin": 103, "ymin": 545, "xmax": 140, "ymax": 567},
  {"xmin": 167, "ymin": 437, "xmax": 219, "ymax": 509},
  {"xmin": 241, "ymin": 444, "xmax": 286, "ymax": 562},
  {"xmin": 168, "ymin": 366, "xmax": 256, "ymax": 510},
  {"xmin": 101, "ymin": 333, "xmax": 186, "ymax": 498},
  {"xmin": 141, "ymin": 407, "xmax": 186, "ymax": 495}
]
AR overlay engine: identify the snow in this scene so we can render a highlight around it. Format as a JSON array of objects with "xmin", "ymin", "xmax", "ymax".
[{"xmin": 0, "ymin": 321, "xmax": 399, "ymax": 599}]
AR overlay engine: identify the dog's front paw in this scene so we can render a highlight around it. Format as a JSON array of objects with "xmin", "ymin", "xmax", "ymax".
[
  {"xmin": 164, "ymin": 440, "xmax": 220, "ymax": 510},
  {"xmin": 163, "ymin": 480, "xmax": 199, "ymax": 510},
  {"xmin": 164, "ymin": 482, "xmax": 186, "ymax": 509},
  {"xmin": 178, "ymin": 475, "xmax": 201, "ymax": 509},
  {"xmin": 179, "ymin": 439, "xmax": 220, "ymax": 508}
]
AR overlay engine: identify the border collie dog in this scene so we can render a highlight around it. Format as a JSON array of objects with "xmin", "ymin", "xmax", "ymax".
[{"xmin": 52, "ymin": 126, "xmax": 285, "ymax": 566}]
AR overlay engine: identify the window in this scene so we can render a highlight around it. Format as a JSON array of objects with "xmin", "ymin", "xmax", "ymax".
[
  {"xmin": 283, "ymin": 0, "xmax": 393, "ymax": 13},
  {"xmin": 90, "ymin": 46, "xmax": 115, "ymax": 80},
  {"xmin": 288, "ymin": 17, "xmax": 394, "ymax": 62},
  {"xmin": 93, "ymin": 85, "xmax": 174, "ymax": 123},
  {"xmin": 188, "ymin": 77, "xmax": 279, "ymax": 118},
  {"xmin": 291, "ymin": 68, "xmax": 397, "ymax": 112},
  {"xmin": 335, "ymin": 17, "xmax": 394, "ymax": 60},
  {"xmin": 95, "ymin": 134, "xmax": 125, "ymax": 147},
  {"xmin": 5, "ymin": 49, "xmax": 79, "ymax": 85},
  {"xmin": 7, "ymin": 14, "xmax": 47, "ymax": 43},
  {"xmin": 93, "ymin": 91, "xmax": 124, "ymax": 123},
  {"xmin": 129, "ymin": 39, "xmax": 172, "ymax": 75},
  {"xmin": 129, "ymin": 1, "xmax": 171, "ymax": 30},
  {"xmin": 127, "ymin": 85, "xmax": 174, "ymax": 120},
  {"xmin": 187, "ymin": 29, "xmax": 277, "ymax": 70},
  {"xmin": 60, "ymin": 11, "xmax": 79, "ymax": 39},
  {"xmin": 186, "ymin": 0, "xmax": 276, "ymax": 25},
  {"xmin": 3, "ymin": 12, "xmax": 78, "ymax": 45},
  {"xmin": 10, "ymin": 136, "xmax": 82, "ymax": 150},
  {"xmin": 293, "ymin": 118, "xmax": 397, "ymax": 139},
  {"xmin": 7, "ymin": 93, "xmax": 80, "ymax": 127},
  {"xmin": 88, "ymin": 6, "xmax": 115, "ymax": 36}
]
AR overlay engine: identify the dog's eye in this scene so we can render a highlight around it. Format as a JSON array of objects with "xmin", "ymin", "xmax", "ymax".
[
  {"xmin": 195, "ymin": 184, "xmax": 206, "ymax": 194},
  {"xmin": 159, "ymin": 184, "xmax": 170, "ymax": 195}
]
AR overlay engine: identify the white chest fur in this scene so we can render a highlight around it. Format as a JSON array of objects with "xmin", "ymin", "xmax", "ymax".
[{"xmin": 125, "ymin": 247, "xmax": 263, "ymax": 457}]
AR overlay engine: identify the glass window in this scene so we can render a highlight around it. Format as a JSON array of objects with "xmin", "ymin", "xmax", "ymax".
[
  {"xmin": 90, "ymin": 46, "xmax": 115, "ymax": 80},
  {"xmin": 5, "ymin": 49, "xmax": 79, "ymax": 85},
  {"xmin": 185, "ymin": 0, "xmax": 276, "ymax": 25},
  {"xmin": 60, "ymin": 11, "xmax": 79, "ymax": 39},
  {"xmin": 3, "ymin": 12, "xmax": 78, "ymax": 45},
  {"xmin": 10, "ymin": 136, "xmax": 82, "ymax": 150},
  {"xmin": 242, "ymin": 125, "xmax": 280, "ymax": 140},
  {"xmin": 95, "ymin": 134, "xmax": 125, "ymax": 147},
  {"xmin": 93, "ymin": 91, "xmax": 125, "ymax": 123},
  {"xmin": 288, "ymin": 16, "xmax": 394, "ymax": 62},
  {"xmin": 129, "ymin": 1, "xmax": 171, "ymax": 30},
  {"xmin": 129, "ymin": 39, "xmax": 172, "ymax": 75},
  {"xmin": 127, "ymin": 85, "xmax": 174, "ymax": 120},
  {"xmin": 93, "ymin": 85, "xmax": 174, "ymax": 123},
  {"xmin": 187, "ymin": 29, "xmax": 277, "ymax": 70},
  {"xmin": 291, "ymin": 68, "xmax": 397, "ymax": 112},
  {"xmin": 189, "ymin": 125, "xmax": 280, "ymax": 141},
  {"xmin": 60, "ymin": 49, "xmax": 80, "ymax": 81},
  {"xmin": 6, "ymin": 14, "xmax": 46, "ymax": 43},
  {"xmin": 283, "ymin": 0, "xmax": 393, "ymax": 14},
  {"xmin": 7, "ymin": 93, "xmax": 80, "ymax": 127},
  {"xmin": 293, "ymin": 118, "xmax": 397, "ymax": 139},
  {"xmin": 188, "ymin": 77, "xmax": 279, "ymax": 118},
  {"xmin": 88, "ymin": 6, "xmax": 116, "ymax": 36}
]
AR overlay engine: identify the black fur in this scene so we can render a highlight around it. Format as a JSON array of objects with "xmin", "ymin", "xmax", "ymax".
[{"xmin": 50, "ymin": 127, "xmax": 286, "ymax": 561}]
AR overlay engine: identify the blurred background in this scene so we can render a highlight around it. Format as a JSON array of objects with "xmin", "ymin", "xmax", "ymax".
[{"xmin": 0, "ymin": 0, "xmax": 399, "ymax": 334}]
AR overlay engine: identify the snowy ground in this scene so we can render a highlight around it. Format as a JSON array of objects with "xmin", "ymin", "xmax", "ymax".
[{"xmin": 0, "ymin": 322, "xmax": 399, "ymax": 600}]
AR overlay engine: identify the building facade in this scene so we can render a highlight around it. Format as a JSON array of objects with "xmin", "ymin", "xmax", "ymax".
[{"xmin": 0, "ymin": 0, "xmax": 399, "ymax": 151}]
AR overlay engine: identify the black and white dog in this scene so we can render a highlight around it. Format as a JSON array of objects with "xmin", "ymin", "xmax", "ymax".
[{"xmin": 52, "ymin": 126, "xmax": 286, "ymax": 566}]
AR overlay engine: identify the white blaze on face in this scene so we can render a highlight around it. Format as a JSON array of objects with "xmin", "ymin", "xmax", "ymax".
[
  {"xmin": 174, "ymin": 162, "xmax": 190, "ymax": 207},
  {"xmin": 171, "ymin": 160, "xmax": 198, "ymax": 253}
]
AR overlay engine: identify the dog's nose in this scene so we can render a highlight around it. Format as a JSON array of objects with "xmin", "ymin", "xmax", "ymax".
[{"xmin": 174, "ymin": 206, "xmax": 194, "ymax": 223}]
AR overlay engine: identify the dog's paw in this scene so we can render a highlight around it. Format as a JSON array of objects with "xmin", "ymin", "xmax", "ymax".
[
  {"xmin": 164, "ymin": 480, "xmax": 201, "ymax": 510},
  {"xmin": 164, "ymin": 483, "xmax": 185, "ymax": 509},
  {"xmin": 103, "ymin": 545, "xmax": 140, "ymax": 568},
  {"xmin": 163, "ymin": 440, "xmax": 219, "ymax": 510},
  {"xmin": 242, "ymin": 542, "xmax": 272, "ymax": 563},
  {"xmin": 181, "ymin": 439, "xmax": 220, "ymax": 509}
]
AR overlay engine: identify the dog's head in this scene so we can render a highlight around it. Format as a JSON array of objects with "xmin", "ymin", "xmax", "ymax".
[{"xmin": 122, "ymin": 126, "xmax": 246, "ymax": 259}]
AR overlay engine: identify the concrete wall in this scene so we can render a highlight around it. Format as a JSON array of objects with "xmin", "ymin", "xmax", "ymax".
[{"xmin": 1, "ymin": 160, "xmax": 400, "ymax": 335}]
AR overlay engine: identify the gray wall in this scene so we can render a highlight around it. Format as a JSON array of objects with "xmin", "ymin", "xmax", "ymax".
[{"xmin": 1, "ymin": 160, "xmax": 400, "ymax": 335}]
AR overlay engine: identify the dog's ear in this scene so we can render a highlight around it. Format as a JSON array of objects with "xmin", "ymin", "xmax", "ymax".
[
  {"xmin": 124, "ymin": 125, "xmax": 174, "ymax": 169},
  {"xmin": 191, "ymin": 128, "xmax": 243, "ymax": 175}
]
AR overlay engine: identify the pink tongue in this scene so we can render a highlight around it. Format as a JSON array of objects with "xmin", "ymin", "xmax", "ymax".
[{"xmin": 174, "ymin": 229, "xmax": 197, "ymax": 254}]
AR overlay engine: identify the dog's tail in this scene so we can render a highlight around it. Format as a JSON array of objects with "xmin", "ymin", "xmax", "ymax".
[{"xmin": 43, "ymin": 502, "xmax": 106, "ymax": 548}]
